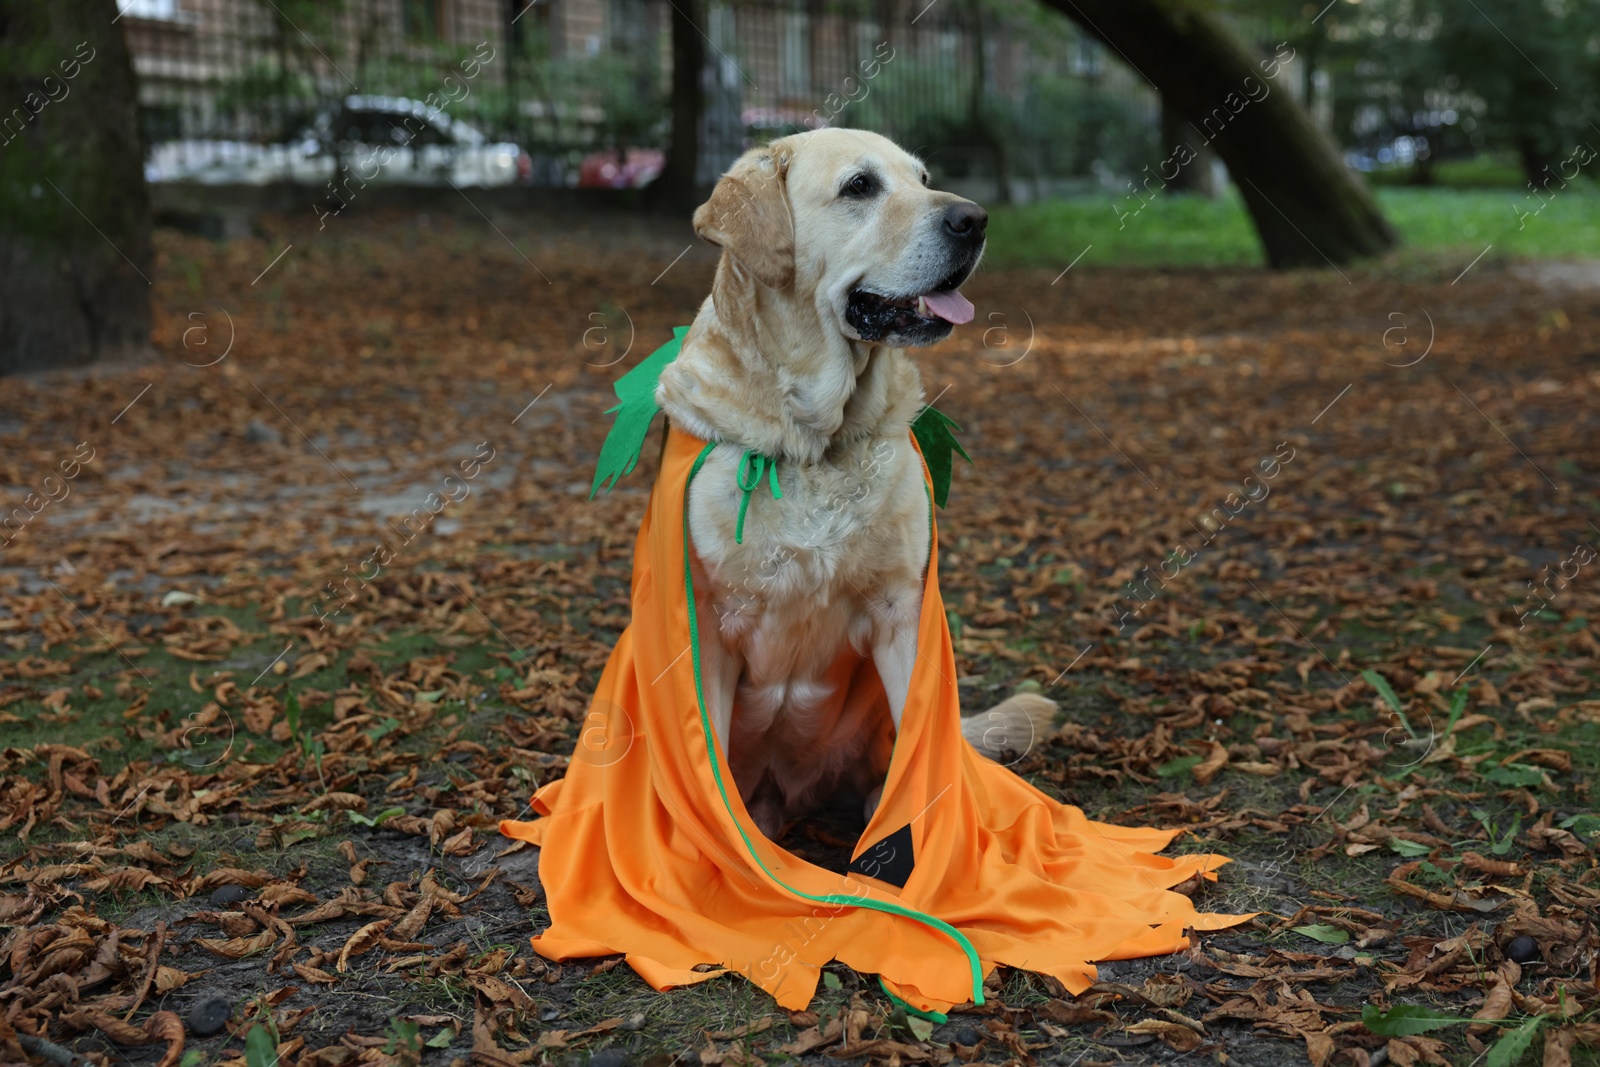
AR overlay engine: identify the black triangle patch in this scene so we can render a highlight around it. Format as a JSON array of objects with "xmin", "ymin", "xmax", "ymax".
[{"xmin": 848, "ymin": 823, "xmax": 915, "ymax": 888}]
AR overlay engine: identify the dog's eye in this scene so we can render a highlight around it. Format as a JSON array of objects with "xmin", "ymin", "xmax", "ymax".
[
  {"xmin": 840, "ymin": 173, "xmax": 879, "ymax": 199},
  {"xmin": 920, "ymin": 172, "xmax": 930, "ymax": 187}
]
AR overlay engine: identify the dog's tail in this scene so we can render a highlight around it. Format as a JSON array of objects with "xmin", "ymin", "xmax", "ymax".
[{"xmin": 961, "ymin": 692, "xmax": 1057, "ymax": 762}]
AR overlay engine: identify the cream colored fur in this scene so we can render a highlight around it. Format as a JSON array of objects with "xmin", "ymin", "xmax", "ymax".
[{"xmin": 657, "ymin": 129, "xmax": 1056, "ymax": 840}]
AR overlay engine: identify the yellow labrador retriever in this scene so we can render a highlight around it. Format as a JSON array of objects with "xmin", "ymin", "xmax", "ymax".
[{"xmin": 657, "ymin": 128, "xmax": 1055, "ymax": 840}]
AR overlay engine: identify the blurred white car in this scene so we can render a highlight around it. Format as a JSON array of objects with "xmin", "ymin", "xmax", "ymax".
[{"xmin": 147, "ymin": 95, "xmax": 530, "ymax": 187}]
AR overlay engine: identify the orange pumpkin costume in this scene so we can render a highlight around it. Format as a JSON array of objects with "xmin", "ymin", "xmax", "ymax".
[{"xmin": 501, "ymin": 339, "xmax": 1242, "ymax": 1015}]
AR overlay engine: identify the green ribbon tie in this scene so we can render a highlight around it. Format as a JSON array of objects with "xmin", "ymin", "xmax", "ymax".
[{"xmin": 734, "ymin": 450, "xmax": 782, "ymax": 545}]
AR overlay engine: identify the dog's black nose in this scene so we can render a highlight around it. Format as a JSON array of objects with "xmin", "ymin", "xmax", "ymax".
[{"xmin": 943, "ymin": 201, "xmax": 988, "ymax": 241}]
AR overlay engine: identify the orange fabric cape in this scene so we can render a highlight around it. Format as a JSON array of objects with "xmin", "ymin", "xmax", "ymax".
[{"xmin": 501, "ymin": 424, "xmax": 1242, "ymax": 1014}]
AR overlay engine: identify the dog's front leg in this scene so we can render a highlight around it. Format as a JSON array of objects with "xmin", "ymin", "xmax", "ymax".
[
  {"xmin": 867, "ymin": 581, "xmax": 924, "ymax": 734},
  {"xmin": 861, "ymin": 581, "xmax": 922, "ymax": 824},
  {"xmin": 689, "ymin": 550, "xmax": 743, "ymax": 755}
]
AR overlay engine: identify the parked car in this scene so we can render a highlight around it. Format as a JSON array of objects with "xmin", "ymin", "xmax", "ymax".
[
  {"xmin": 741, "ymin": 107, "xmax": 824, "ymax": 143},
  {"xmin": 571, "ymin": 107, "xmax": 820, "ymax": 190},
  {"xmin": 577, "ymin": 147, "xmax": 664, "ymax": 189},
  {"xmin": 145, "ymin": 95, "xmax": 530, "ymax": 187}
]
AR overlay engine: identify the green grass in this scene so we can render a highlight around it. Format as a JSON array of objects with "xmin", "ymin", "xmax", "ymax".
[
  {"xmin": 1366, "ymin": 155, "xmax": 1528, "ymax": 188},
  {"xmin": 985, "ymin": 184, "xmax": 1600, "ymax": 269},
  {"xmin": 0, "ymin": 605, "xmax": 516, "ymax": 797}
]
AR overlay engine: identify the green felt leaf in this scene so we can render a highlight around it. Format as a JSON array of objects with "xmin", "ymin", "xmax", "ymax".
[
  {"xmin": 586, "ymin": 339, "xmax": 974, "ymax": 508},
  {"xmin": 590, "ymin": 326, "xmax": 688, "ymax": 498},
  {"xmin": 1292, "ymin": 924, "xmax": 1350, "ymax": 944},
  {"xmin": 911, "ymin": 405, "xmax": 972, "ymax": 509}
]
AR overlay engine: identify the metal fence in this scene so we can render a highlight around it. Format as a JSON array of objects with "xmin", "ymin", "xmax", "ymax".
[{"xmin": 118, "ymin": 0, "xmax": 1160, "ymax": 193}]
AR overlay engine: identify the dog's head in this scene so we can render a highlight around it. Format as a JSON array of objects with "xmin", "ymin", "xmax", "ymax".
[{"xmin": 693, "ymin": 128, "xmax": 986, "ymax": 347}]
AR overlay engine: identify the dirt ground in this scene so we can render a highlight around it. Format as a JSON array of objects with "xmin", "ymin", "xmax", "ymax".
[{"xmin": 1, "ymin": 205, "xmax": 1598, "ymax": 1067}]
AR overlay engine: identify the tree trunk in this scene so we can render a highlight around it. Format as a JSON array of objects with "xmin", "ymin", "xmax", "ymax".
[
  {"xmin": 0, "ymin": 0, "xmax": 152, "ymax": 375},
  {"xmin": 645, "ymin": 0, "xmax": 705, "ymax": 212},
  {"xmin": 1409, "ymin": 146, "xmax": 1437, "ymax": 187},
  {"xmin": 876, "ymin": 0, "xmax": 897, "ymax": 53},
  {"xmin": 1160, "ymin": 98, "xmax": 1213, "ymax": 195},
  {"xmin": 965, "ymin": 0, "xmax": 1010, "ymax": 204},
  {"xmin": 1515, "ymin": 134, "xmax": 1561, "ymax": 189},
  {"xmin": 1041, "ymin": 0, "xmax": 1397, "ymax": 268},
  {"xmin": 503, "ymin": 0, "xmax": 521, "ymax": 140}
]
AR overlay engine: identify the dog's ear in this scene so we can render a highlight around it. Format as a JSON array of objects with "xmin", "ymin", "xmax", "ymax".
[{"xmin": 693, "ymin": 146, "xmax": 794, "ymax": 291}]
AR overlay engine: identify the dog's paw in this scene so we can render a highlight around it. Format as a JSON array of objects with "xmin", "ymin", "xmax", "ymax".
[
  {"xmin": 961, "ymin": 693, "xmax": 1058, "ymax": 761},
  {"xmin": 749, "ymin": 795, "xmax": 785, "ymax": 842}
]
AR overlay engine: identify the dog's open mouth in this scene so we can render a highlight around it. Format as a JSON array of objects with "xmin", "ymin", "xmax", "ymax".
[
  {"xmin": 848, "ymin": 287, "xmax": 975, "ymax": 328},
  {"xmin": 845, "ymin": 264, "xmax": 977, "ymax": 341}
]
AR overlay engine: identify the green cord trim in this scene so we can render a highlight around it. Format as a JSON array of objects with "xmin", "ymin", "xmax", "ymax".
[
  {"xmin": 733, "ymin": 450, "xmax": 782, "ymax": 545},
  {"xmin": 681, "ymin": 440, "xmax": 984, "ymax": 1009},
  {"xmin": 922, "ymin": 477, "xmax": 933, "ymax": 576},
  {"xmin": 879, "ymin": 976, "xmax": 950, "ymax": 1022}
]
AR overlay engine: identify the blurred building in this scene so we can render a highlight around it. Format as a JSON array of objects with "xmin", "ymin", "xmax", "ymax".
[
  {"xmin": 117, "ymin": 0, "xmax": 509, "ymax": 143},
  {"xmin": 117, "ymin": 0, "xmax": 1158, "ymax": 196}
]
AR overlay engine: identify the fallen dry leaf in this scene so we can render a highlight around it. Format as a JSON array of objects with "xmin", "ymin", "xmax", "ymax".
[
  {"xmin": 1126, "ymin": 1018, "xmax": 1203, "ymax": 1052},
  {"xmin": 335, "ymin": 920, "xmax": 391, "ymax": 973},
  {"xmin": 194, "ymin": 930, "xmax": 277, "ymax": 960}
]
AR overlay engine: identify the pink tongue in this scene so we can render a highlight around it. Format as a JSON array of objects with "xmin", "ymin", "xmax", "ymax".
[{"xmin": 921, "ymin": 288, "xmax": 974, "ymax": 324}]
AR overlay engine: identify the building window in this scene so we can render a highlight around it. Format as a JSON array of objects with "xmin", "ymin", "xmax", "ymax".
[
  {"xmin": 117, "ymin": 0, "xmax": 180, "ymax": 19},
  {"xmin": 609, "ymin": 0, "xmax": 651, "ymax": 51},
  {"xmin": 709, "ymin": 4, "xmax": 739, "ymax": 90},
  {"xmin": 1070, "ymin": 34, "xmax": 1102, "ymax": 77},
  {"xmin": 855, "ymin": 22, "xmax": 882, "ymax": 65},
  {"xmin": 508, "ymin": 0, "xmax": 545, "ymax": 54},
  {"xmin": 403, "ymin": 0, "xmax": 444, "ymax": 40},
  {"xmin": 781, "ymin": 11, "xmax": 810, "ymax": 97}
]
